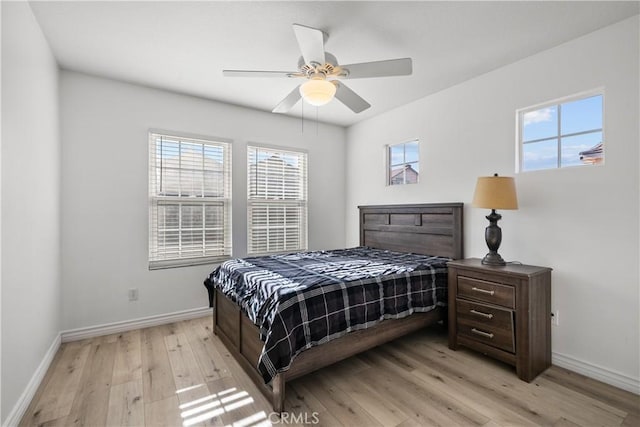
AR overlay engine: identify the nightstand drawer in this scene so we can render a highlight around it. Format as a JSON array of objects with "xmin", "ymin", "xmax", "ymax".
[
  {"xmin": 458, "ymin": 276, "xmax": 515, "ymax": 308},
  {"xmin": 457, "ymin": 297, "xmax": 515, "ymax": 353},
  {"xmin": 456, "ymin": 299, "xmax": 514, "ymax": 332},
  {"xmin": 457, "ymin": 317, "xmax": 515, "ymax": 353}
]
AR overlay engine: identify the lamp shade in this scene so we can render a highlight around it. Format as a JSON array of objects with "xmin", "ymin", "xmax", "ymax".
[
  {"xmin": 472, "ymin": 175, "xmax": 518, "ymax": 210},
  {"xmin": 299, "ymin": 79, "xmax": 336, "ymax": 106}
]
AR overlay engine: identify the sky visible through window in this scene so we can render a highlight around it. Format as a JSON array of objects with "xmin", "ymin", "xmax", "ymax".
[
  {"xmin": 389, "ymin": 140, "xmax": 419, "ymax": 185},
  {"xmin": 521, "ymin": 94, "xmax": 603, "ymax": 171},
  {"xmin": 157, "ymin": 138, "xmax": 224, "ymax": 161}
]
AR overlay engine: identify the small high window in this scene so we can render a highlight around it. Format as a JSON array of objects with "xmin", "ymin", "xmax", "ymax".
[
  {"xmin": 518, "ymin": 91, "xmax": 604, "ymax": 172},
  {"xmin": 388, "ymin": 140, "xmax": 419, "ymax": 185}
]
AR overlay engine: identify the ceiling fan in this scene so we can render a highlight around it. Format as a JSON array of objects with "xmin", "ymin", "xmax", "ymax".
[{"xmin": 223, "ymin": 24, "xmax": 413, "ymax": 114}]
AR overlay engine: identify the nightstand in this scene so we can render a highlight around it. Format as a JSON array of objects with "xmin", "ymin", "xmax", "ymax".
[{"xmin": 447, "ymin": 258, "xmax": 552, "ymax": 382}]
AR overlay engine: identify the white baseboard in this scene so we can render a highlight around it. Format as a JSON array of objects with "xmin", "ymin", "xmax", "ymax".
[
  {"xmin": 553, "ymin": 351, "xmax": 640, "ymax": 395},
  {"xmin": 61, "ymin": 306, "xmax": 212, "ymax": 343},
  {"xmin": 3, "ymin": 333, "xmax": 61, "ymax": 427}
]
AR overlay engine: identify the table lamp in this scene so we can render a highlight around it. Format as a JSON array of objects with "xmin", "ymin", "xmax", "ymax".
[{"xmin": 472, "ymin": 173, "xmax": 518, "ymax": 266}]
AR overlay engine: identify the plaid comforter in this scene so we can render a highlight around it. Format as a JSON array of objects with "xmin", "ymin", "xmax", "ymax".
[{"xmin": 205, "ymin": 247, "xmax": 449, "ymax": 383}]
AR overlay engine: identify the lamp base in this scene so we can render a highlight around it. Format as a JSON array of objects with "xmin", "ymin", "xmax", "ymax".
[
  {"xmin": 481, "ymin": 251, "xmax": 506, "ymax": 266},
  {"xmin": 482, "ymin": 209, "xmax": 507, "ymax": 266}
]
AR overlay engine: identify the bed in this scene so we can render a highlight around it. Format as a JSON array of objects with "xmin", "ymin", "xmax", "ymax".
[{"xmin": 205, "ymin": 203, "xmax": 463, "ymax": 412}]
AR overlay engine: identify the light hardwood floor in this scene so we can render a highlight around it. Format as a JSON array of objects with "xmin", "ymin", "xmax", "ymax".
[{"xmin": 20, "ymin": 316, "xmax": 639, "ymax": 426}]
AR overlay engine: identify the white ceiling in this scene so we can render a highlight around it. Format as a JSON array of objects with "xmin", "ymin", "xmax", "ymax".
[{"xmin": 30, "ymin": 1, "xmax": 639, "ymax": 127}]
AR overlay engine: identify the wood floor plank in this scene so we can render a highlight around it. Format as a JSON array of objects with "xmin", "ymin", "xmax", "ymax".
[
  {"xmin": 383, "ymin": 342, "xmax": 541, "ymax": 426},
  {"xmin": 165, "ymin": 331, "xmax": 214, "ymax": 415},
  {"xmin": 410, "ymin": 361, "xmax": 539, "ymax": 426},
  {"xmin": 553, "ymin": 417, "xmax": 583, "ymax": 427},
  {"xmin": 65, "ymin": 341, "xmax": 117, "ymax": 426},
  {"xmin": 358, "ymin": 350, "xmax": 490, "ymax": 426},
  {"xmin": 112, "ymin": 329, "xmax": 143, "ymax": 386},
  {"xmin": 176, "ymin": 389, "xmax": 225, "ymax": 427},
  {"xmin": 18, "ymin": 341, "xmax": 68, "ymax": 427},
  {"xmin": 320, "ymin": 354, "xmax": 372, "ymax": 379},
  {"xmin": 98, "ymin": 332, "xmax": 121, "ymax": 344},
  {"xmin": 283, "ymin": 354, "xmax": 373, "ymax": 426},
  {"xmin": 622, "ymin": 410, "xmax": 640, "ymax": 427},
  {"xmin": 141, "ymin": 324, "xmax": 177, "ymax": 403},
  {"xmin": 20, "ymin": 344, "xmax": 69, "ymax": 426},
  {"xmin": 181, "ymin": 317, "xmax": 231, "ymax": 381},
  {"xmin": 105, "ymin": 379, "xmax": 145, "ymax": 426},
  {"xmin": 144, "ymin": 396, "xmax": 182, "ymax": 427},
  {"xmin": 202, "ymin": 328, "xmax": 273, "ymax": 414},
  {"xmin": 393, "ymin": 337, "xmax": 566, "ymax": 425},
  {"xmin": 296, "ymin": 371, "xmax": 385, "ymax": 427},
  {"xmin": 19, "ymin": 341, "xmax": 92, "ymax": 426},
  {"xmin": 331, "ymin": 368, "xmax": 408, "ymax": 427},
  {"xmin": 285, "ymin": 381, "xmax": 341, "ymax": 427},
  {"xmin": 394, "ymin": 418, "xmax": 432, "ymax": 427},
  {"xmin": 431, "ymin": 345, "xmax": 624, "ymax": 426},
  {"xmin": 206, "ymin": 376, "xmax": 269, "ymax": 427},
  {"xmin": 36, "ymin": 416, "xmax": 71, "ymax": 427},
  {"xmin": 536, "ymin": 376, "xmax": 627, "ymax": 418},
  {"xmin": 542, "ymin": 366, "xmax": 640, "ymax": 415},
  {"xmin": 400, "ymin": 334, "xmax": 626, "ymax": 426}
]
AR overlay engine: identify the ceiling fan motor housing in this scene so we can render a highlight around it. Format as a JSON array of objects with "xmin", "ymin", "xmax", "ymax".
[{"xmin": 297, "ymin": 53, "xmax": 344, "ymax": 78}]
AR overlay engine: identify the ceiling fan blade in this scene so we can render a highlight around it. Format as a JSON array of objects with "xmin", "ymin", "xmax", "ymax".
[
  {"xmin": 223, "ymin": 70, "xmax": 302, "ymax": 78},
  {"xmin": 333, "ymin": 82, "xmax": 371, "ymax": 113},
  {"xmin": 293, "ymin": 23, "xmax": 326, "ymax": 66},
  {"xmin": 340, "ymin": 58, "xmax": 412, "ymax": 79},
  {"xmin": 272, "ymin": 85, "xmax": 302, "ymax": 113}
]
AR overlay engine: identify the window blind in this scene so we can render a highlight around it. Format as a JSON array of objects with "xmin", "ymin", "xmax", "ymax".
[
  {"xmin": 149, "ymin": 132, "xmax": 231, "ymax": 269},
  {"xmin": 247, "ymin": 145, "xmax": 308, "ymax": 255}
]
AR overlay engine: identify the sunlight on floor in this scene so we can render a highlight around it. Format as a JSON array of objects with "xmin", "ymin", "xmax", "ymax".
[{"xmin": 177, "ymin": 384, "xmax": 271, "ymax": 427}]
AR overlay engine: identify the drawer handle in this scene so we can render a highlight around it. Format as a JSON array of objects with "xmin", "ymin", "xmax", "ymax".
[
  {"xmin": 471, "ymin": 286, "xmax": 495, "ymax": 296},
  {"xmin": 471, "ymin": 328, "xmax": 494, "ymax": 339},
  {"xmin": 470, "ymin": 309, "xmax": 494, "ymax": 319}
]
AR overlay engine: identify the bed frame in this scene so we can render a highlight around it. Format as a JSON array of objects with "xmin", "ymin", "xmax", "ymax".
[{"xmin": 212, "ymin": 203, "xmax": 463, "ymax": 412}]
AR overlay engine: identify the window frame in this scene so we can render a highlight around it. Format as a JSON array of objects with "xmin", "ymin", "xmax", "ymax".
[
  {"xmin": 148, "ymin": 130, "xmax": 232, "ymax": 270},
  {"xmin": 386, "ymin": 139, "xmax": 420, "ymax": 186},
  {"xmin": 516, "ymin": 88, "xmax": 605, "ymax": 173},
  {"xmin": 247, "ymin": 143, "xmax": 308, "ymax": 256}
]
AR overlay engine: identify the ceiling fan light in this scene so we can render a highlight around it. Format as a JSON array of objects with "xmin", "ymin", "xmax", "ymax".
[{"xmin": 299, "ymin": 79, "xmax": 336, "ymax": 106}]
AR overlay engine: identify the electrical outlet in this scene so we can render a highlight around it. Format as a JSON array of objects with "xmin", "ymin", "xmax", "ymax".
[
  {"xmin": 128, "ymin": 288, "xmax": 139, "ymax": 301},
  {"xmin": 551, "ymin": 310, "xmax": 559, "ymax": 326}
]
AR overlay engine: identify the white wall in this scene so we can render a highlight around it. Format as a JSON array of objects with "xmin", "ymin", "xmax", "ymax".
[
  {"xmin": 60, "ymin": 71, "xmax": 346, "ymax": 331},
  {"xmin": 0, "ymin": 3, "xmax": 3, "ymax": 421},
  {"xmin": 346, "ymin": 17, "xmax": 639, "ymax": 391},
  {"xmin": 1, "ymin": 2, "xmax": 62, "ymax": 422}
]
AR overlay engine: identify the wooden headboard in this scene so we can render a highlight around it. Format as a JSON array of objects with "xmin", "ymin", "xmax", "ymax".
[{"xmin": 358, "ymin": 203, "xmax": 463, "ymax": 259}]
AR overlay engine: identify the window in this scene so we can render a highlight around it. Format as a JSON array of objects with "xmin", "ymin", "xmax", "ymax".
[
  {"xmin": 149, "ymin": 132, "xmax": 231, "ymax": 269},
  {"xmin": 247, "ymin": 145, "xmax": 307, "ymax": 255},
  {"xmin": 518, "ymin": 91, "xmax": 604, "ymax": 172},
  {"xmin": 388, "ymin": 140, "xmax": 419, "ymax": 185}
]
